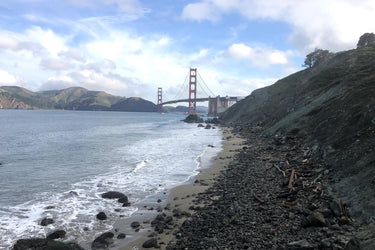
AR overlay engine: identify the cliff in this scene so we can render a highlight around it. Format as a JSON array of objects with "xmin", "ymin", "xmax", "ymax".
[{"xmin": 220, "ymin": 44, "xmax": 375, "ymax": 223}]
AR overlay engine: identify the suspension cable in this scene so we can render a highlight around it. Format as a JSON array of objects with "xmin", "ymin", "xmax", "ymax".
[{"xmin": 197, "ymin": 71, "xmax": 216, "ymax": 97}]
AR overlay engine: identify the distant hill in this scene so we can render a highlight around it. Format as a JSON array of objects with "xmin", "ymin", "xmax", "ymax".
[
  {"xmin": 220, "ymin": 44, "xmax": 375, "ymax": 222},
  {"xmin": 163, "ymin": 105, "xmax": 208, "ymax": 114},
  {"xmin": 0, "ymin": 86, "xmax": 157, "ymax": 112}
]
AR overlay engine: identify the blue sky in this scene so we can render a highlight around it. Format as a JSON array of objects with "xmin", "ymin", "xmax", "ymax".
[{"xmin": 0, "ymin": 0, "xmax": 374, "ymax": 103}]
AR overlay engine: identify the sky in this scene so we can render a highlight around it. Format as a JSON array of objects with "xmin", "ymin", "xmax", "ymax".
[{"xmin": 0, "ymin": 0, "xmax": 374, "ymax": 103}]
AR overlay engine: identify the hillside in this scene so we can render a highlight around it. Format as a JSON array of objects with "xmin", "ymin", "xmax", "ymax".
[
  {"xmin": 220, "ymin": 44, "xmax": 375, "ymax": 223},
  {"xmin": 0, "ymin": 86, "xmax": 157, "ymax": 112}
]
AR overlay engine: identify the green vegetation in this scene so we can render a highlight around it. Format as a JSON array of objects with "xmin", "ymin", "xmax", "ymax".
[{"xmin": 0, "ymin": 86, "xmax": 157, "ymax": 112}]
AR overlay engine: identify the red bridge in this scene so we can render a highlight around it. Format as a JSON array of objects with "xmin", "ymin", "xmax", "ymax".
[{"xmin": 157, "ymin": 68, "xmax": 238, "ymax": 116}]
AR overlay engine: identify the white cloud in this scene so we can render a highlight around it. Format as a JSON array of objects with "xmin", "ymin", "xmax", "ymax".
[
  {"xmin": 226, "ymin": 43, "xmax": 290, "ymax": 67},
  {"xmin": 82, "ymin": 59, "xmax": 116, "ymax": 73},
  {"xmin": 0, "ymin": 69, "xmax": 24, "ymax": 85},
  {"xmin": 40, "ymin": 57, "xmax": 74, "ymax": 71},
  {"xmin": 181, "ymin": 0, "xmax": 375, "ymax": 52},
  {"xmin": 219, "ymin": 77, "xmax": 278, "ymax": 96},
  {"xmin": 59, "ymin": 48, "xmax": 86, "ymax": 62},
  {"xmin": 181, "ymin": 2, "xmax": 220, "ymax": 22}
]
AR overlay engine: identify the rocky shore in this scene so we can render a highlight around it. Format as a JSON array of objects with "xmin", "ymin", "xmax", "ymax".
[
  {"xmin": 12, "ymin": 124, "xmax": 374, "ymax": 249},
  {"xmin": 122, "ymin": 126, "xmax": 374, "ymax": 249}
]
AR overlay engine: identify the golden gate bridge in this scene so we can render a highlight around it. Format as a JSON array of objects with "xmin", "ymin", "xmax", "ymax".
[{"xmin": 157, "ymin": 68, "xmax": 238, "ymax": 116}]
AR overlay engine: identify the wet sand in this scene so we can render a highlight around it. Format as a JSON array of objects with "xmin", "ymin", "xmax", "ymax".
[{"xmin": 113, "ymin": 127, "xmax": 245, "ymax": 250}]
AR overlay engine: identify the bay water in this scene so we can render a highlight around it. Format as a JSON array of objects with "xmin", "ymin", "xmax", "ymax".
[{"xmin": 0, "ymin": 110, "xmax": 222, "ymax": 249}]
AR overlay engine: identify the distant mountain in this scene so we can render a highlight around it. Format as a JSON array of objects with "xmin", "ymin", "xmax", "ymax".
[
  {"xmin": 163, "ymin": 105, "xmax": 208, "ymax": 113},
  {"xmin": 0, "ymin": 86, "xmax": 157, "ymax": 112}
]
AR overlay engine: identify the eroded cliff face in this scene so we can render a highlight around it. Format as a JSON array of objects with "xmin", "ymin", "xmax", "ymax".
[
  {"xmin": 220, "ymin": 44, "xmax": 375, "ymax": 223},
  {"xmin": 0, "ymin": 96, "xmax": 37, "ymax": 109}
]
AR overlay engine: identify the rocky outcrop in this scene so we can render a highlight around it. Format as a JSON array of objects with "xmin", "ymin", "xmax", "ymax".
[
  {"xmin": 183, "ymin": 114, "xmax": 204, "ymax": 123},
  {"xmin": 13, "ymin": 238, "xmax": 83, "ymax": 250}
]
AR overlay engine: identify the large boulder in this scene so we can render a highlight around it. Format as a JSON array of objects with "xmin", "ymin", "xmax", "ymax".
[
  {"xmin": 46, "ymin": 230, "xmax": 66, "ymax": 240},
  {"xmin": 91, "ymin": 232, "xmax": 114, "ymax": 249},
  {"xmin": 142, "ymin": 238, "xmax": 158, "ymax": 248},
  {"xmin": 96, "ymin": 212, "xmax": 107, "ymax": 220},
  {"xmin": 13, "ymin": 238, "xmax": 84, "ymax": 250},
  {"xmin": 101, "ymin": 191, "xmax": 126, "ymax": 199},
  {"xmin": 183, "ymin": 114, "xmax": 203, "ymax": 123},
  {"xmin": 40, "ymin": 218, "xmax": 54, "ymax": 226}
]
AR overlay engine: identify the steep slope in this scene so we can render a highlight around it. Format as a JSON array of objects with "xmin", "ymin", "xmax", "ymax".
[
  {"xmin": 220, "ymin": 44, "xmax": 375, "ymax": 222},
  {"xmin": 0, "ymin": 86, "xmax": 157, "ymax": 112}
]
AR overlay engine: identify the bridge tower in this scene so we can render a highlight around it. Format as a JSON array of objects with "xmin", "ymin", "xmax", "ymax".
[
  {"xmin": 157, "ymin": 87, "xmax": 162, "ymax": 113},
  {"xmin": 188, "ymin": 68, "xmax": 197, "ymax": 114}
]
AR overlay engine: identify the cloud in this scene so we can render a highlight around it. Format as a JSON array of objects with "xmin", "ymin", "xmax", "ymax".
[
  {"xmin": 82, "ymin": 59, "xmax": 116, "ymax": 73},
  {"xmin": 219, "ymin": 77, "xmax": 278, "ymax": 96},
  {"xmin": 181, "ymin": 0, "xmax": 375, "ymax": 52},
  {"xmin": 40, "ymin": 58, "xmax": 75, "ymax": 71},
  {"xmin": 0, "ymin": 69, "xmax": 25, "ymax": 85},
  {"xmin": 226, "ymin": 43, "xmax": 291, "ymax": 67},
  {"xmin": 0, "ymin": 32, "xmax": 46, "ymax": 56},
  {"xmin": 181, "ymin": 2, "xmax": 220, "ymax": 22},
  {"xmin": 59, "ymin": 48, "xmax": 86, "ymax": 63},
  {"xmin": 40, "ymin": 76, "xmax": 76, "ymax": 90}
]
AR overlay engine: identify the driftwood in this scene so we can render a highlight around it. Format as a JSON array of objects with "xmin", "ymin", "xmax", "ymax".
[
  {"xmin": 288, "ymin": 168, "xmax": 296, "ymax": 190},
  {"xmin": 277, "ymin": 190, "xmax": 299, "ymax": 198},
  {"xmin": 273, "ymin": 164, "xmax": 286, "ymax": 177},
  {"xmin": 253, "ymin": 192, "xmax": 265, "ymax": 203},
  {"xmin": 311, "ymin": 174, "xmax": 322, "ymax": 185},
  {"xmin": 270, "ymin": 225, "xmax": 281, "ymax": 233},
  {"xmin": 340, "ymin": 199, "xmax": 347, "ymax": 217},
  {"xmin": 279, "ymin": 201, "xmax": 298, "ymax": 207}
]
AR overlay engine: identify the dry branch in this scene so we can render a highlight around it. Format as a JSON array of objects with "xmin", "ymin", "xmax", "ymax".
[
  {"xmin": 273, "ymin": 164, "xmax": 286, "ymax": 177},
  {"xmin": 288, "ymin": 168, "xmax": 296, "ymax": 190},
  {"xmin": 253, "ymin": 192, "xmax": 265, "ymax": 203}
]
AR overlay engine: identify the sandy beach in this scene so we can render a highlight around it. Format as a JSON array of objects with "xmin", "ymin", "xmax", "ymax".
[{"xmin": 112, "ymin": 127, "xmax": 245, "ymax": 250}]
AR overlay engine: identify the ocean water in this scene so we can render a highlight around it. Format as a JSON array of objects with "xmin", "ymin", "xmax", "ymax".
[{"xmin": 0, "ymin": 110, "xmax": 222, "ymax": 249}]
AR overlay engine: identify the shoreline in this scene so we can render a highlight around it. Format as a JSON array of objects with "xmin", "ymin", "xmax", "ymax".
[{"xmin": 112, "ymin": 127, "xmax": 245, "ymax": 250}]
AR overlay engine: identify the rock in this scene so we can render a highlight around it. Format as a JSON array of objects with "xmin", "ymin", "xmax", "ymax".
[
  {"xmin": 101, "ymin": 191, "xmax": 126, "ymax": 199},
  {"xmin": 330, "ymin": 200, "xmax": 342, "ymax": 217},
  {"xmin": 96, "ymin": 212, "xmax": 107, "ymax": 220},
  {"xmin": 183, "ymin": 114, "xmax": 203, "ymax": 123},
  {"xmin": 117, "ymin": 233, "xmax": 126, "ymax": 239},
  {"xmin": 172, "ymin": 208, "xmax": 182, "ymax": 218},
  {"xmin": 344, "ymin": 238, "xmax": 361, "ymax": 250},
  {"xmin": 197, "ymin": 123, "xmax": 205, "ymax": 128},
  {"xmin": 40, "ymin": 217, "xmax": 54, "ymax": 226},
  {"xmin": 307, "ymin": 211, "xmax": 326, "ymax": 227},
  {"xmin": 13, "ymin": 238, "xmax": 84, "ymax": 250},
  {"xmin": 47, "ymin": 230, "xmax": 66, "ymax": 239},
  {"xmin": 142, "ymin": 238, "xmax": 158, "ymax": 248},
  {"xmin": 118, "ymin": 196, "xmax": 130, "ymax": 206},
  {"xmin": 321, "ymin": 238, "xmax": 332, "ymax": 248},
  {"xmin": 131, "ymin": 221, "xmax": 140, "ymax": 228},
  {"xmin": 204, "ymin": 124, "xmax": 212, "ymax": 129},
  {"xmin": 91, "ymin": 232, "xmax": 114, "ymax": 249},
  {"xmin": 69, "ymin": 191, "xmax": 78, "ymax": 196},
  {"xmin": 287, "ymin": 239, "xmax": 313, "ymax": 249}
]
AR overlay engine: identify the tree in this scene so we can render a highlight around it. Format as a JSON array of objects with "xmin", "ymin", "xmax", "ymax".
[
  {"xmin": 302, "ymin": 48, "xmax": 330, "ymax": 68},
  {"xmin": 357, "ymin": 33, "xmax": 375, "ymax": 48}
]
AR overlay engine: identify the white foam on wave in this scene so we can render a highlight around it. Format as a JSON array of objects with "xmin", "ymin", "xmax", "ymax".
[
  {"xmin": 133, "ymin": 160, "xmax": 148, "ymax": 173},
  {"xmin": 0, "ymin": 117, "xmax": 223, "ymax": 249}
]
